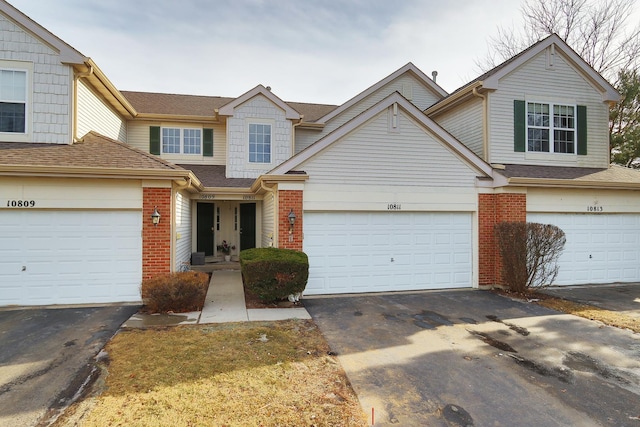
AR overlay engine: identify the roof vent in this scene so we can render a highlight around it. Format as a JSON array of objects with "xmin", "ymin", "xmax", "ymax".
[
  {"xmin": 431, "ymin": 71, "xmax": 438, "ymax": 83},
  {"xmin": 266, "ymin": 86, "xmax": 272, "ymax": 91}
]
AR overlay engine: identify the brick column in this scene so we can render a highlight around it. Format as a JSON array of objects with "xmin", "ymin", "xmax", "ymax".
[
  {"xmin": 142, "ymin": 187, "xmax": 172, "ymax": 280},
  {"xmin": 277, "ymin": 189, "xmax": 303, "ymax": 251},
  {"xmin": 478, "ymin": 193, "xmax": 526, "ymax": 288}
]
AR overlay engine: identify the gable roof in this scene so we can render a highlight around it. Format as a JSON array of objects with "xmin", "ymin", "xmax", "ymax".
[
  {"xmin": 218, "ymin": 85, "xmax": 301, "ymax": 120},
  {"xmin": 122, "ymin": 91, "xmax": 233, "ymax": 118},
  {"xmin": 426, "ymin": 34, "xmax": 620, "ymax": 116},
  {"xmin": 0, "ymin": 0, "xmax": 85, "ymax": 64},
  {"xmin": 269, "ymin": 92, "xmax": 502, "ymax": 184},
  {"xmin": 315, "ymin": 62, "xmax": 448, "ymax": 124}
]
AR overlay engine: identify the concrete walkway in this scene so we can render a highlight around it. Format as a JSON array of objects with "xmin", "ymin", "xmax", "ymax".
[{"xmin": 124, "ymin": 270, "xmax": 310, "ymax": 328}]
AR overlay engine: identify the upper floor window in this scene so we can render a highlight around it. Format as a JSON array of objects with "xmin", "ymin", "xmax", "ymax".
[
  {"xmin": 249, "ymin": 123, "xmax": 271, "ymax": 163},
  {"xmin": 0, "ymin": 69, "xmax": 27, "ymax": 133},
  {"xmin": 162, "ymin": 127, "xmax": 201, "ymax": 154},
  {"xmin": 527, "ymin": 102, "xmax": 575, "ymax": 154}
]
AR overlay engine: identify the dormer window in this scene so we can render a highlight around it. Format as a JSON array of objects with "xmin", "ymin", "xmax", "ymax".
[
  {"xmin": 527, "ymin": 102, "xmax": 575, "ymax": 154},
  {"xmin": 0, "ymin": 69, "xmax": 27, "ymax": 133}
]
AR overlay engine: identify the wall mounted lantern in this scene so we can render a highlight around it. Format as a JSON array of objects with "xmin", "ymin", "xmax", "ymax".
[
  {"xmin": 151, "ymin": 206, "xmax": 161, "ymax": 226},
  {"xmin": 287, "ymin": 208, "xmax": 296, "ymax": 234}
]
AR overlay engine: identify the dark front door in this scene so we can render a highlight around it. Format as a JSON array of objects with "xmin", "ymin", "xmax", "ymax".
[
  {"xmin": 240, "ymin": 203, "xmax": 256, "ymax": 250},
  {"xmin": 197, "ymin": 203, "xmax": 215, "ymax": 256}
]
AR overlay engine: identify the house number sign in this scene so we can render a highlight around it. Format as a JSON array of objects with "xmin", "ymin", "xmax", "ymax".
[
  {"xmin": 586, "ymin": 205, "xmax": 604, "ymax": 212},
  {"xmin": 387, "ymin": 203, "xmax": 402, "ymax": 210},
  {"xmin": 6, "ymin": 200, "xmax": 36, "ymax": 207}
]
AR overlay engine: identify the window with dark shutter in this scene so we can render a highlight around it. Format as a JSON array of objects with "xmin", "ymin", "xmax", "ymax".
[{"xmin": 149, "ymin": 126, "xmax": 160, "ymax": 155}]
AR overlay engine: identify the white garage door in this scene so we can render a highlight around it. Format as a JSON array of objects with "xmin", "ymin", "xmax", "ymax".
[
  {"xmin": 0, "ymin": 210, "xmax": 142, "ymax": 306},
  {"xmin": 528, "ymin": 213, "xmax": 640, "ymax": 285},
  {"xmin": 303, "ymin": 212, "xmax": 472, "ymax": 295}
]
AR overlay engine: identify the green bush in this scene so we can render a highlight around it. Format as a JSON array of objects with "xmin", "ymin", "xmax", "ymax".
[
  {"xmin": 141, "ymin": 271, "xmax": 210, "ymax": 313},
  {"xmin": 240, "ymin": 247, "xmax": 309, "ymax": 302}
]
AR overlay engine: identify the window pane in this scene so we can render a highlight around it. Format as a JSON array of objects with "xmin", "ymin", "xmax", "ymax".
[
  {"xmin": 554, "ymin": 129, "xmax": 575, "ymax": 153},
  {"xmin": 0, "ymin": 102, "xmax": 25, "ymax": 133},
  {"xmin": 249, "ymin": 123, "xmax": 271, "ymax": 163},
  {"xmin": 553, "ymin": 105, "xmax": 574, "ymax": 129},
  {"xmin": 528, "ymin": 128, "xmax": 549, "ymax": 152},
  {"xmin": 162, "ymin": 128, "xmax": 181, "ymax": 153},
  {"xmin": 0, "ymin": 70, "xmax": 26, "ymax": 102},
  {"xmin": 183, "ymin": 128, "xmax": 201, "ymax": 154},
  {"xmin": 527, "ymin": 102, "xmax": 549, "ymax": 127}
]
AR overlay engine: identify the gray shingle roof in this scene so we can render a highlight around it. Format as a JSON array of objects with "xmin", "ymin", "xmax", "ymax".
[
  {"xmin": 500, "ymin": 164, "xmax": 640, "ymax": 184},
  {"xmin": 178, "ymin": 164, "xmax": 255, "ymax": 188}
]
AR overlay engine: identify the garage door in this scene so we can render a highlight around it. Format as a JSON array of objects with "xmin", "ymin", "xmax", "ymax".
[
  {"xmin": 528, "ymin": 213, "xmax": 640, "ymax": 285},
  {"xmin": 0, "ymin": 210, "xmax": 142, "ymax": 306},
  {"xmin": 303, "ymin": 212, "xmax": 472, "ymax": 294}
]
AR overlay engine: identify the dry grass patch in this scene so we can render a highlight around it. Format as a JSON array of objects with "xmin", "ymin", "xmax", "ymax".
[
  {"xmin": 61, "ymin": 320, "xmax": 366, "ymax": 427},
  {"xmin": 535, "ymin": 296, "xmax": 640, "ymax": 333}
]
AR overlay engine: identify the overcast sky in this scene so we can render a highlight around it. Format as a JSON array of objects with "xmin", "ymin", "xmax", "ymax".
[{"xmin": 2, "ymin": 1, "xmax": 602, "ymax": 104}]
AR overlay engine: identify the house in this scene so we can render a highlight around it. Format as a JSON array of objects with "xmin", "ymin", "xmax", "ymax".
[{"xmin": 1, "ymin": 0, "xmax": 639, "ymax": 306}]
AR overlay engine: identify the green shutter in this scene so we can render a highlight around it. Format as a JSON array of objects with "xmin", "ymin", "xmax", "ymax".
[
  {"xmin": 514, "ymin": 100, "xmax": 526, "ymax": 152},
  {"xmin": 577, "ymin": 105, "xmax": 587, "ymax": 155},
  {"xmin": 203, "ymin": 128, "xmax": 213, "ymax": 157},
  {"xmin": 149, "ymin": 126, "xmax": 160, "ymax": 155}
]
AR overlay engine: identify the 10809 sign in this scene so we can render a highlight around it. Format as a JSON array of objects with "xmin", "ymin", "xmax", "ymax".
[{"xmin": 6, "ymin": 200, "xmax": 35, "ymax": 207}]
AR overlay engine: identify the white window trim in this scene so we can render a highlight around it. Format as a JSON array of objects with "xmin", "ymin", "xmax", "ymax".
[
  {"xmin": 526, "ymin": 101, "xmax": 577, "ymax": 155},
  {"xmin": 246, "ymin": 119, "xmax": 273, "ymax": 167},
  {"xmin": 160, "ymin": 126, "xmax": 203, "ymax": 155},
  {"xmin": 0, "ymin": 60, "xmax": 32, "ymax": 142}
]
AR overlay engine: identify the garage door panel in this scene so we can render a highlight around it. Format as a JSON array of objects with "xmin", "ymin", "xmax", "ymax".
[
  {"xmin": 0, "ymin": 210, "xmax": 142, "ymax": 306},
  {"xmin": 304, "ymin": 212, "xmax": 472, "ymax": 294},
  {"xmin": 528, "ymin": 213, "xmax": 640, "ymax": 285}
]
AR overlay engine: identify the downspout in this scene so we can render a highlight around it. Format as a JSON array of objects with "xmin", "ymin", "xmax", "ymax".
[
  {"xmin": 260, "ymin": 180, "xmax": 277, "ymax": 247},
  {"xmin": 292, "ymin": 115, "xmax": 304, "ymax": 156},
  {"xmin": 73, "ymin": 65, "xmax": 94, "ymax": 143},
  {"xmin": 472, "ymin": 87, "xmax": 489, "ymax": 163}
]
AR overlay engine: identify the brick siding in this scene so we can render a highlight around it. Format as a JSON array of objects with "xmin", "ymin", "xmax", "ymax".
[
  {"xmin": 478, "ymin": 193, "xmax": 526, "ymax": 287},
  {"xmin": 277, "ymin": 189, "xmax": 303, "ymax": 251},
  {"xmin": 142, "ymin": 187, "xmax": 172, "ymax": 280}
]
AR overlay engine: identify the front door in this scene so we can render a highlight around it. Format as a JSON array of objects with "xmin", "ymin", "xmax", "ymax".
[
  {"xmin": 197, "ymin": 203, "xmax": 215, "ymax": 256},
  {"xmin": 240, "ymin": 203, "xmax": 256, "ymax": 250}
]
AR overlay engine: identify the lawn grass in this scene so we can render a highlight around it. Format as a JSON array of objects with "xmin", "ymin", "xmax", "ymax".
[
  {"xmin": 535, "ymin": 297, "xmax": 640, "ymax": 333},
  {"xmin": 59, "ymin": 320, "xmax": 367, "ymax": 426}
]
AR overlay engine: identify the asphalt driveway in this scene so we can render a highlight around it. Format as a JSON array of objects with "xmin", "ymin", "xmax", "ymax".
[
  {"xmin": 0, "ymin": 305, "xmax": 139, "ymax": 427},
  {"xmin": 305, "ymin": 289, "xmax": 640, "ymax": 426}
]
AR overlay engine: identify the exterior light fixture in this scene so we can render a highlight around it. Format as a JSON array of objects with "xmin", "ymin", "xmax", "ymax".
[
  {"xmin": 288, "ymin": 208, "xmax": 296, "ymax": 234},
  {"xmin": 151, "ymin": 206, "xmax": 161, "ymax": 226}
]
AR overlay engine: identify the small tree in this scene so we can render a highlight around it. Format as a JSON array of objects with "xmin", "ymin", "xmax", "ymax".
[{"xmin": 495, "ymin": 222, "xmax": 566, "ymax": 292}]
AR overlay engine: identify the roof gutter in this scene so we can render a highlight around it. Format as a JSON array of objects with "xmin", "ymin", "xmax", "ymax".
[
  {"xmin": 0, "ymin": 164, "xmax": 194, "ymax": 181},
  {"xmin": 425, "ymin": 81, "xmax": 483, "ymax": 116},
  {"xmin": 472, "ymin": 87, "xmax": 489, "ymax": 163},
  {"xmin": 506, "ymin": 177, "xmax": 640, "ymax": 190}
]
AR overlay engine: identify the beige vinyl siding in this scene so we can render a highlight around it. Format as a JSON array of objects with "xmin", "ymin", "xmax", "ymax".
[
  {"xmin": 126, "ymin": 120, "xmax": 226, "ymax": 164},
  {"xmin": 294, "ymin": 74, "xmax": 443, "ymax": 153},
  {"xmin": 432, "ymin": 97, "xmax": 484, "ymax": 159},
  {"xmin": 174, "ymin": 191, "xmax": 192, "ymax": 269},
  {"xmin": 488, "ymin": 49, "xmax": 610, "ymax": 167},
  {"xmin": 0, "ymin": 15, "xmax": 71, "ymax": 144},
  {"xmin": 299, "ymin": 108, "xmax": 479, "ymax": 187},
  {"xmin": 77, "ymin": 79, "xmax": 126, "ymax": 141},
  {"xmin": 527, "ymin": 188, "xmax": 640, "ymax": 214},
  {"xmin": 261, "ymin": 191, "xmax": 275, "ymax": 248}
]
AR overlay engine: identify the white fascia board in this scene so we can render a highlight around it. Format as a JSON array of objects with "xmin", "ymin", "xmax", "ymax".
[
  {"xmin": 482, "ymin": 34, "xmax": 619, "ymax": 103},
  {"xmin": 269, "ymin": 92, "xmax": 495, "ymax": 180},
  {"xmin": 0, "ymin": 1, "xmax": 86, "ymax": 64},
  {"xmin": 317, "ymin": 62, "xmax": 448, "ymax": 124},
  {"xmin": 218, "ymin": 84, "xmax": 301, "ymax": 120}
]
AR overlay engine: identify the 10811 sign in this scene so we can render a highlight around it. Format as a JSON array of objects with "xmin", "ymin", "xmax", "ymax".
[{"xmin": 7, "ymin": 200, "xmax": 35, "ymax": 207}]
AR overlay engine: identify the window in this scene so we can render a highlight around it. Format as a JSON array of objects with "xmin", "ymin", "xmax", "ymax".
[
  {"xmin": 0, "ymin": 69, "xmax": 27, "ymax": 133},
  {"xmin": 161, "ymin": 127, "xmax": 201, "ymax": 154},
  {"xmin": 249, "ymin": 123, "xmax": 271, "ymax": 163},
  {"xmin": 526, "ymin": 102, "xmax": 575, "ymax": 154}
]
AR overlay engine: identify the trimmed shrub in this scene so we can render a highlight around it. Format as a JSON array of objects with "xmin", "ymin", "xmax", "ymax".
[
  {"xmin": 495, "ymin": 222, "xmax": 566, "ymax": 292},
  {"xmin": 240, "ymin": 247, "xmax": 309, "ymax": 303},
  {"xmin": 141, "ymin": 271, "xmax": 210, "ymax": 313}
]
